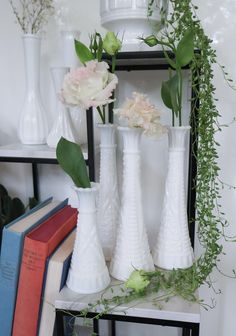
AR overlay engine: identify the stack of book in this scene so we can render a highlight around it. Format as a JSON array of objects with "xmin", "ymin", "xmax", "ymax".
[{"xmin": 0, "ymin": 197, "xmax": 78, "ymax": 336}]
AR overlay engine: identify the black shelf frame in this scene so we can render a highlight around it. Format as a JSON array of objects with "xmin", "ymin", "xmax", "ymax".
[{"xmin": 55, "ymin": 50, "xmax": 200, "ymax": 336}]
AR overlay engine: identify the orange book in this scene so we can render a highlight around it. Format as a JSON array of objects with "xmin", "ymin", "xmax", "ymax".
[{"xmin": 12, "ymin": 205, "xmax": 77, "ymax": 336}]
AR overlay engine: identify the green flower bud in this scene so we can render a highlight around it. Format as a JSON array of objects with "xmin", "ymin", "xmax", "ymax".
[
  {"xmin": 143, "ymin": 35, "xmax": 158, "ymax": 47},
  {"xmin": 103, "ymin": 32, "xmax": 122, "ymax": 56},
  {"xmin": 125, "ymin": 270, "xmax": 150, "ymax": 293}
]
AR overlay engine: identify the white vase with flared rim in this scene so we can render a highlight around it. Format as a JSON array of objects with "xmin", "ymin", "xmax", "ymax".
[
  {"xmin": 18, "ymin": 34, "xmax": 48, "ymax": 144},
  {"xmin": 47, "ymin": 67, "xmax": 77, "ymax": 148},
  {"xmin": 152, "ymin": 126, "xmax": 194, "ymax": 270},
  {"xmin": 110, "ymin": 127, "xmax": 154, "ymax": 281},
  {"xmin": 66, "ymin": 183, "xmax": 110, "ymax": 294},
  {"xmin": 100, "ymin": 0, "xmax": 168, "ymax": 52},
  {"xmin": 97, "ymin": 124, "xmax": 119, "ymax": 261}
]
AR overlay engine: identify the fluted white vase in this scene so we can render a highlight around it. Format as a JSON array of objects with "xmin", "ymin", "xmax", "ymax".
[
  {"xmin": 66, "ymin": 183, "xmax": 110, "ymax": 294},
  {"xmin": 97, "ymin": 124, "xmax": 119, "ymax": 261},
  {"xmin": 60, "ymin": 30, "xmax": 87, "ymax": 145},
  {"xmin": 110, "ymin": 127, "xmax": 154, "ymax": 281},
  {"xmin": 18, "ymin": 34, "xmax": 48, "ymax": 144},
  {"xmin": 47, "ymin": 67, "xmax": 77, "ymax": 148},
  {"xmin": 152, "ymin": 126, "xmax": 194, "ymax": 270}
]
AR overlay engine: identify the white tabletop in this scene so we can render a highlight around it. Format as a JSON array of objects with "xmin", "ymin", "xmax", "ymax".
[
  {"xmin": 0, "ymin": 143, "xmax": 88, "ymax": 160},
  {"xmin": 55, "ymin": 281, "xmax": 200, "ymax": 324}
]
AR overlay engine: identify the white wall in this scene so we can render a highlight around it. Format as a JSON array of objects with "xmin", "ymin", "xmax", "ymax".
[{"xmin": 1, "ymin": 1, "xmax": 236, "ymax": 336}]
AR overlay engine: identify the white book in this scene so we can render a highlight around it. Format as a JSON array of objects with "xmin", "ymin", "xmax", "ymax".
[{"xmin": 38, "ymin": 229, "xmax": 76, "ymax": 336}]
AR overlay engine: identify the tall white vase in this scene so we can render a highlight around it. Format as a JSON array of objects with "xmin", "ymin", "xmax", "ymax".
[
  {"xmin": 110, "ymin": 127, "xmax": 154, "ymax": 281},
  {"xmin": 18, "ymin": 34, "xmax": 48, "ymax": 145},
  {"xmin": 152, "ymin": 126, "xmax": 194, "ymax": 270},
  {"xmin": 60, "ymin": 30, "xmax": 87, "ymax": 145},
  {"xmin": 47, "ymin": 67, "xmax": 77, "ymax": 148},
  {"xmin": 66, "ymin": 183, "xmax": 110, "ymax": 294},
  {"xmin": 97, "ymin": 124, "xmax": 119, "ymax": 261}
]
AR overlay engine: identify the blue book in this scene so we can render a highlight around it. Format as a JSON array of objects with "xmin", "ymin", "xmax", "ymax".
[
  {"xmin": 0, "ymin": 197, "xmax": 68, "ymax": 336},
  {"xmin": 38, "ymin": 229, "xmax": 76, "ymax": 336}
]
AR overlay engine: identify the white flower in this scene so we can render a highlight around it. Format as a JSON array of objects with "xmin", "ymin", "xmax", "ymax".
[
  {"xmin": 114, "ymin": 92, "xmax": 167, "ymax": 137},
  {"xmin": 60, "ymin": 60, "xmax": 118, "ymax": 109}
]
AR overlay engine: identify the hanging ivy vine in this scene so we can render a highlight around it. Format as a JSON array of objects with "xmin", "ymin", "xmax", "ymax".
[{"xmin": 58, "ymin": 1, "xmax": 236, "ymax": 330}]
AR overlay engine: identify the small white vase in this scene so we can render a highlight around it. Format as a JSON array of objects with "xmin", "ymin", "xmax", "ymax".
[
  {"xmin": 110, "ymin": 127, "xmax": 154, "ymax": 281},
  {"xmin": 152, "ymin": 126, "xmax": 194, "ymax": 270},
  {"xmin": 18, "ymin": 34, "xmax": 48, "ymax": 145},
  {"xmin": 97, "ymin": 124, "xmax": 119, "ymax": 261},
  {"xmin": 100, "ymin": 0, "xmax": 168, "ymax": 52},
  {"xmin": 66, "ymin": 183, "xmax": 110, "ymax": 294},
  {"xmin": 47, "ymin": 67, "xmax": 77, "ymax": 148}
]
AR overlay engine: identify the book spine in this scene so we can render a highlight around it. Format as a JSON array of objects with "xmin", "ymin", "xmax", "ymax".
[
  {"xmin": 0, "ymin": 231, "xmax": 22, "ymax": 336},
  {"xmin": 12, "ymin": 239, "xmax": 48, "ymax": 336}
]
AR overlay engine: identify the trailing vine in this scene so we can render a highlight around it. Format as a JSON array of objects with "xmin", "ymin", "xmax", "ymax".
[{"xmin": 57, "ymin": 1, "xmax": 236, "ymax": 332}]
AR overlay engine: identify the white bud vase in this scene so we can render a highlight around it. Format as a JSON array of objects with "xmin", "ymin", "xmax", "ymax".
[
  {"xmin": 18, "ymin": 34, "xmax": 48, "ymax": 144},
  {"xmin": 47, "ymin": 67, "xmax": 77, "ymax": 148},
  {"xmin": 152, "ymin": 126, "xmax": 194, "ymax": 270},
  {"xmin": 97, "ymin": 124, "xmax": 119, "ymax": 261},
  {"xmin": 110, "ymin": 127, "xmax": 154, "ymax": 281},
  {"xmin": 66, "ymin": 183, "xmax": 110, "ymax": 294}
]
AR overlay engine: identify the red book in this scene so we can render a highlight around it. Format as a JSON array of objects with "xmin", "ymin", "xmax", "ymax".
[{"xmin": 12, "ymin": 205, "xmax": 77, "ymax": 336}]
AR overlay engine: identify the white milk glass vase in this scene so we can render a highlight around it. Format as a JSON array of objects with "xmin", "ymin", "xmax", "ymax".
[
  {"xmin": 66, "ymin": 183, "xmax": 110, "ymax": 294},
  {"xmin": 18, "ymin": 34, "xmax": 48, "ymax": 144},
  {"xmin": 152, "ymin": 126, "xmax": 194, "ymax": 270},
  {"xmin": 100, "ymin": 0, "xmax": 168, "ymax": 51},
  {"xmin": 97, "ymin": 124, "xmax": 119, "ymax": 261},
  {"xmin": 110, "ymin": 127, "xmax": 154, "ymax": 281},
  {"xmin": 47, "ymin": 67, "xmax": 77, "ymax": 148},
  {"xmin": 60, "ymin": 30, "xmax": 87, "ymax": 144}
]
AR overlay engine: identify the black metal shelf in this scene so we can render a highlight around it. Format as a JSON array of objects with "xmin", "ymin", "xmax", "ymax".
[{"xmin": 0, "ymin": 51, "xmax": 198, "ymax": 242}]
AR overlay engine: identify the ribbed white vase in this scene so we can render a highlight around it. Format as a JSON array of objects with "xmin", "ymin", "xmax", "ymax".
[
  {"xmin": 97, "ymin": 124, "xmax": 119, "ymax": 261},
  {"xmin": 110, "ymin": 127, "xmax": 154, "ymax": 281},
  {"xmin": 152, "ymin": 126, "xmax": 194, "ymax": 270},
  {"xmin": 66, "ymin": 183, "xmax": 110, "ymax": 294},
  {"xmin": 100, "ymin": 0, "xmax": 168, "ymax": 51},
  {"xmin": 18, "ymin": 34, "xmax": 48, "ymax": 144},
  {"xmin": 47, "ymin": 67, "xmax": 77, "ymax": 148},
  {"xmin": 60, "ymin": 30, "xmax": 87, "ymax": 145}
]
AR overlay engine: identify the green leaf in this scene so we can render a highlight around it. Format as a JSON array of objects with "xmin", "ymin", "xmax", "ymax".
[
  {"xmin": 161, "ymin": 73, "xmax": 180, "ymax": 117},
  {"xmin": 28, "ymin": 197, "xmax": 38, "ymax": 209},
  {"xmin": 74, "ymin": 39, "xmax": 94, "ymax": 65},
  {"xmin": 176, "ymin": 29, "xmax": 194, "ymax": 67},
  {"xmin": 161, "ymin": 80, "xmax": 172, "ymax": 109},
  {"xmin": 10, "ymin": 198, "xmax": 25, "ymax": 221},
  {"xmin": 56, "ymin": 137, "xmax": 91, "ymax": 188},
  {"xmin": 163, "ymin": 49, "xmax": 177, "ymax": 69}
]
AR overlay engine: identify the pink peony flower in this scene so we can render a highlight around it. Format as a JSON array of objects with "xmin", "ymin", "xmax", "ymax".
[
  {"xmin": 60, "ymin": 60, "xmax": 118, "ymax": 109},
  {"xmin": 114, "ymin": 92, "xmax": 167, "ymax": 137}
]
